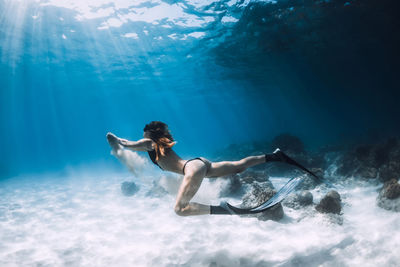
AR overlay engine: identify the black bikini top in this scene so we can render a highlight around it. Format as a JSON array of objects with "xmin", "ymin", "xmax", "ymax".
[{"xmin": 147, "ymin": 149, "xmax": 164, "ymax": 170}]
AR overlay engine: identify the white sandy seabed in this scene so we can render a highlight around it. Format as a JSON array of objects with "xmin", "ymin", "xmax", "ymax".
[{"xmin": 1, "ymin": 166, "xmax": 400, "ymax": 267}]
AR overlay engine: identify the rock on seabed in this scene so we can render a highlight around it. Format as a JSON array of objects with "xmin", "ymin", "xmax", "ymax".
[
  {"xmin": 283, "ymin": 190, "xmax": 313, "ymax": 209},
  {"xmin": 377, "ymin": 179, "xmax": 400, "ymax": 212},
  {"xmin": 121, "ymin": 181, "xmax": 140, "ymax": 196},
  {"xmin": 241, "ymin": 182, "xmax": 284, "ymax": 221},
  {"xmin": 315, "ymin": 190, "xmax": 342, "ymax": 214}
]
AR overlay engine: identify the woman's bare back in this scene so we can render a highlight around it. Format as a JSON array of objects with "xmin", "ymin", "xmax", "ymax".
[{"xmin": 155, "ymin": 148, "xmax": 187, "ymax": 174}]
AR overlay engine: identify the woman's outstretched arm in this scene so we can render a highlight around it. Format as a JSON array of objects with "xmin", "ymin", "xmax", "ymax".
[
  {"xmin": 118, "ymin": 137, "xmax": 153, "ymax": 151},
  {"xmin": 107, "ymin": 132, "xmax": 153, "ymax": 151}
]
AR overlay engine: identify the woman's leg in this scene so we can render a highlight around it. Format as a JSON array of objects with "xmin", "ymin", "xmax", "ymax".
[
  {"xmin": 174, "ymin": 160, "xmax": 210, "ymax": 216},
  {"xmin": 206, "ymin": 155, "xmax": 266, "ymax": 178}
]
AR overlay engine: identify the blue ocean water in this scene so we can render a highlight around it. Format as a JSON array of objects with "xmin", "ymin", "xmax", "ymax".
[
  {"xmin": 1, "ymin": 1, "xmax": 400, "ymax": 266},
  {"xmin": 1, "ymin": 0, "xmax": 399, "ymax": 177}
]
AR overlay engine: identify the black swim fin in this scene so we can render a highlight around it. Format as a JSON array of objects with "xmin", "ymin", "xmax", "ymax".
[
  {"xmin": 211, "ymin": 174, "xmax": 307, "ymax": 215},
  {"xmin": 211, "ymin": 176, "xmax": 302, "ymax": 215},
  {"xmin": 211, "ymin": 201, "xmax": 271, "ymax": 215},
  {"xmin": 211, "ymin": 200, "xmax": 282, "ymax": 215},
  {"xmin": 272, "ymin": 148, "xmax": 321, "ymax": 182}
]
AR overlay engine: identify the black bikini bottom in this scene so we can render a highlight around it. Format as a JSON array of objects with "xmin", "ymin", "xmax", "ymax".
[{"xmin": 182, "ymin": 157, "xmax": 211, "ymax": 175}]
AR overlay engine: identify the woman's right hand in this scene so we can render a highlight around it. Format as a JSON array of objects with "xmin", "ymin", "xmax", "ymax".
[
  {"xmin": 106, "ymin": 132, "xmax": 131, "ymax": 147},
  {"xmin": 118, "ymin": 138, "xmax": 130, "ymax": 147},
  {"xmin": 106, "ymin": 132, "xmax": 118, "ymax": 143}
]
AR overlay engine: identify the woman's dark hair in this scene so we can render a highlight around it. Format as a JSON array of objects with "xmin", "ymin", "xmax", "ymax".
[{"xmin": 143, "ymin": 121, "xmax": 176, "ymax": 160}]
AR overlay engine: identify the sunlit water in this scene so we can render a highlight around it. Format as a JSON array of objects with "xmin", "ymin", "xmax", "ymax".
[
  {"xmin": 1, "ymin": 167, "xmax": 399, "ymax": 266},
  {"xmin": 2, "ymin": 0, "xmax": 400, "ymax": 177}
]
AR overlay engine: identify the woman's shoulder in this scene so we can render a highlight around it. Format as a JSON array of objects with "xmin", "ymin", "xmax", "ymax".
[
  {"xmin": 135, "ymin": 138, "xmax": 155, "ymax": 151},
  {"xmin": 142, "ymin": 138, "xmax": 156, "ymax": 150}
]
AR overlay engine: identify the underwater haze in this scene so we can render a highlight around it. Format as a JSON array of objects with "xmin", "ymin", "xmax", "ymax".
[{"xmin": 1, "ymin": 0, "xmax": 400, "ymax": 266}]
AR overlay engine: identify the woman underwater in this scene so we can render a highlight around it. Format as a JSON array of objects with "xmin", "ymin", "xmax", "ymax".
[{"xmin": 106, "ymin": 121, "xmax": 298, "ymax": 216}]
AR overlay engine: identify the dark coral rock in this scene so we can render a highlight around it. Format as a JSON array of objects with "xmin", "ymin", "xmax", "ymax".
[
  {"xmin": 377, "ymin": 179, "xmax": 400, "ymax": 212},
  {"xmin": 377, "ymin": 196, "xmax": 400, "ymax": 212},
  {"xmin": 335, "ymin": 138, "xmax": 400, "ymax": 180},
  {"xmin": 297, "ymin": 191, "xmax": 313, "ymax": 206},
  {"xmin": 283, "ymin": 190, "xmax": 313, "ymax": 209},
  {"xmin": 336, "ymin": 147, "xmax": 377, "ymax": 178},
  {"xmin": 355, "ymin": 166, "xmax": 378, "ymax": 179},
  {"xmin": 335, "ymin": 153, "xmax": 358, "ymax": 177},
  {"xmin": 374, "ymin": 138, "xmax": 397, "ymax": 167},
  {"xmin": 239, "ymin": 170, "xmax": 269, "ymax": 184},
  {"xmin": 382, "ymin": 179, "xmax": 400, "ymax": 199},
  {"xmin": 121, "ymin": 181, "xmax": 140, "ymax": 196},
  {"xmin": 379, "ymin": 161, "xmax": 400, "ymax": 182},
  {"xmin": 241, "ymin": 182, "xmax": 283, "ymax": 221},
  {"xmin": 355, "ymin": 145, "xmax": 373, "ymax": 161},
  {"xmin": 315, "ymin": 190, "xmax": 342, "ymax": 214}
]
